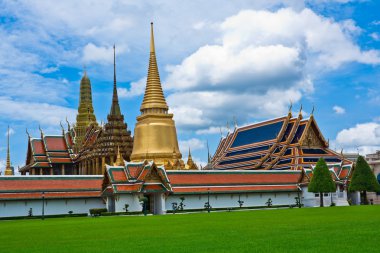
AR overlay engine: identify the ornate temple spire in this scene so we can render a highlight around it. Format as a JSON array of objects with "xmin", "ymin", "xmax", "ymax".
[
  {"xmin": 131, "ymin": 23, "xmax": 182, "ymax": 168},
  {"xmin": 140, "ymin": 22, "xmax": 169, "ymax": 113},
  {"xmin": 74, "ymin": 69, "xmax": 97, "ymax": 152},
  {"xmin": 110, "ymin": 45, "xmax": 121, "ymax": 116},
  {"xmin": 5, "ymin": 126, "xmax": 13, "ymax": 175}
]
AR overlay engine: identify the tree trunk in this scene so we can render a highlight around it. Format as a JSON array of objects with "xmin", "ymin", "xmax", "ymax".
[
  {"xmin": 320, "ymin": 192, "xmax": 323, "ymax": 207},
  {"xmin": 363, "ymin": 190, "xmax": 368, "ymax": 205}
]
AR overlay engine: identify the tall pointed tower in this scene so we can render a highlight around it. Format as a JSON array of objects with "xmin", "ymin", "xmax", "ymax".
[
  {"xmin": 74, "ymin": 70, "xmax": 98, "ymax": 152},
  {"xmin": 131, "ymin": 23, "xmax": 182, "ymax": 166},
  {"xmin": 5, "ymin": 126, "xmax": 14, "ymax": 175},
  {"xmin": 76, "ymin": 46, "xmax": 133, "ymax": 175},
  {"xmin": 94, "ymin": 45, "xmax": 133, "ymax": 164}
]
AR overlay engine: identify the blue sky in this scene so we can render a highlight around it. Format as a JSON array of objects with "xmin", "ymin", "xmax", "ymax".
[{"xmin": 0, "ymin": 0, "xmax": 379, "ymax": 173}]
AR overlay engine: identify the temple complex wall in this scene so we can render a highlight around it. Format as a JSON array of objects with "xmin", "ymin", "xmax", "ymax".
[
  {"xmin": 165, "ymin": 192, "xmax": 299, "ymax": 211},
  {"xmin": 0, "ymin": 198, "xmax": 105, "ymax": 218}
]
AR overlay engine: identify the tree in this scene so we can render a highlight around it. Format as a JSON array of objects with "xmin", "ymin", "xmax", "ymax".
[
  {"xmin": 308, "ymin": 158, "xmax": 336, "ymax": 207},
  {"xmin": 349, "ymin": 156, "xmax": 380, "ymax": 205}
]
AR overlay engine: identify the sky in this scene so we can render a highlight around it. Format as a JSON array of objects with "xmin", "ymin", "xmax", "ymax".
[{"xmin": 0, "ymin": 0, "xmax": 380, "ymax": 174}]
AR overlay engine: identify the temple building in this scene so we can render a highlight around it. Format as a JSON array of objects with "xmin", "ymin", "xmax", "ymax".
[
  {"xmin": 210, "ymin": 109, "xmax": 353, "ymax": 172},
  {"xmin": 75, "ymin": 46, "xmax": 134, "ymax": 175},
  {"xmin": 19, "ymin": 127, "xmax": 76, "ymax": 175},
  {"xmin": 19, "ymin": 47, "xmax": 133, "ymax": 175},
  {"xmin": 130, "ymin": 23, "xmax": 189, "ymax": 170}
]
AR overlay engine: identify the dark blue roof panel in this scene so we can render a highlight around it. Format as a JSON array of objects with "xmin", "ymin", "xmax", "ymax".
[{"xmin": 231, "ymin": 121, "xmax": 284, "ymax": 148}]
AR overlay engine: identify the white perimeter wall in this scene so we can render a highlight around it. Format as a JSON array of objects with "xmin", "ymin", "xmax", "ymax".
[
  {"xmin": 165, "ymin": 192, "xmax": 299, "ymax": 211},
  {"xmin": 111, "ymin": 194, "xmax": 142, "ymax": 213},
  {"xmin": 0, "ymin": 198, "xmax": 105, "ymax": 218}
]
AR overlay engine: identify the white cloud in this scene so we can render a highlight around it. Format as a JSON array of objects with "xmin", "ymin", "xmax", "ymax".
[
  {"xmin": 370, "ymin": 32, "xmax": 380, "ymax": 41},
  {"xmin": 118, "ymin": 77, "xmax": 146, "ymax": 98},
  {"xmin": 82, "ymin": 43, "xmax": 114, "ymax": 64},
  {"xmin": 0, "ymin": 159, "xmax": 5, "ymax": 175},
  {"xmin": 0, "ymin": 97, "xmax": 76, "ymax": 126},
  {"xmin": 335, "ymin": 122, "xmax": 380, "ymax": 155},
  {"xmin": 196, "ymin": 126, "xmax": 228, "ymax": 135},
  {"xmin": 161, "ymin": 8, "xmax": 380, "ymax": 132},
  {"xmin": 40, "ymin": 66, "xmax": 59, "ymax": 74},
  {"xmin": 178, "ymin": 138, "xmax": 205, "ymax": 155},
  {"xmin": 333, "ymin": 105, "xmax": 346, "ymax": 114},
  {"xmin": 4, "ymin": 128, "xmax": 15, "ymax": 136}
]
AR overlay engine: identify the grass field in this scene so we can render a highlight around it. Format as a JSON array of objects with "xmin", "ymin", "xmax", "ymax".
[{"xmin": 1, "ymin": 206, "xmax": 379, "ymax": 253}]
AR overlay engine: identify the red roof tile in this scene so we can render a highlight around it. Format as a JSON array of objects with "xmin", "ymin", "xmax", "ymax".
[
  {"xmin": 172, "ymin": 185, "xmax": 298, "ymax": 194},
  {"xmin": 0, "ymin": 191, "xmax": 100, "ymax": 200},
  {"xmin": 167, "ymin": 172, "xmax": 301, "ymax": 186},
  {"xmin": 32, "ymin": 140, "xmax": 45, "ymax": 154},
  {"xmin": 45, "ymin": 136, "xmax": 67, "ymax": 151},
  {"xmin": 0, "ymin": 177, "xmax": 102, "ymax": 192}
]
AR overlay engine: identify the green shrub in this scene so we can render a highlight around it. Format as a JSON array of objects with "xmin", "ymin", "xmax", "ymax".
[{"xmin": 89, "ymin": 208, "xmax": 107, "ymax": 217}]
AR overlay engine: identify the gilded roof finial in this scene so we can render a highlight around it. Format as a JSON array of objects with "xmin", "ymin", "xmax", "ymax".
[
  {"xmin": 115, "ymin": 146, "xmax": 125, "ymax": 166},
  {"xmin": 39, "ymin": 125, "xmax": 44, "ymax": 138},
  {"xmin": 288, "ymin": 101, "xmax": 293, "ymax": 116},
  {"xmin": 65, "ymin": 117, "xmax": 71, "ymax": 131},
  {"xmin": 5, "ymin": 126, "xmax": 13, "ymax": 175},
  {"xmin": 26, "ymin": 128, "xmax": 31, "ymax": 139},
  {"xmin": 60, "ymin": 121, "xmax": 65, "ymax": 134},
  {"xmin": 311, "ymin": 105, "xmax": 315, "ymax": 116},
  {"xmin": 83, "ymin": 64, "xmax": 87, "ymax": 76},
  {"xmin": 299, "ymin": 104, "xmax": 303, "ymax": 117},
  {"xmin": 233, "ymin": 116, "xmax": 237, "ymax": 129}
]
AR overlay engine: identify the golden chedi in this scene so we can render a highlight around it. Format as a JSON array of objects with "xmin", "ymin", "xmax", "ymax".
[{"xmin": 130, "ymin": 23, "xmax": 183, "ymax": 169}]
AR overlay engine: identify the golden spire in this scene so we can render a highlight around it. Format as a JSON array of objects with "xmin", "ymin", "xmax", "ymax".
[
  {"xmin": 140, "ymin": 22, "xmax": 168, "ymax": 113},
  {"xmin": 5, "ymin": 126, "xmax": 13, "ymax": 175},
  {"xmin": 130, "ymin": 23, "xmax": 182, "ymax": 168},
  {"xmin": 115, "ymin": 146, "xmax": 125, "ymax": 166}
]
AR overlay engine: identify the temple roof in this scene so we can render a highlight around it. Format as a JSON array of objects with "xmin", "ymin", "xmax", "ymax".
[
  {"xmin": 102, "ymin": 161, "xmax": 304, "ymax": 195},
  {"xmin": 20, "ymin": 132, "xmax": 75, "ymax": 172},
  {"xmin": 211, "ymin": 113, "xmax": 353, "ymax": 171},
  {"xmin": 0, "ymin": 176, "xmax": 102, "ymax": 200}
]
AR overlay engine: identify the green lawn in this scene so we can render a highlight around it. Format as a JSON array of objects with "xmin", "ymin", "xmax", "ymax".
[{"xmin": 0, "ymin": 206, "xmax": 379, "ymax": 253}]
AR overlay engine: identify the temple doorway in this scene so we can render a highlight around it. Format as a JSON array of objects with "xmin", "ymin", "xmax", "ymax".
[{"xmin": 144, "ymin": 193, "xmax": 164, "ymax": 215}]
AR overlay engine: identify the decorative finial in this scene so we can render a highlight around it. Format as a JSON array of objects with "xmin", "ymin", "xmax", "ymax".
[
  {"xmin": 26, "ymin": 128, "xmax": 31, "ymax": 138},
  {"xmin": 115, "ymin": 146, "xmax": 125, "ymax": 166},
  {"xmin": 65, "ymin": 117, "xmax": 71, "ymax": 131},
  {"xmin": 226, "ymin": 121, "xmax": 230, "ymax": 133},
  {"xmin": 60, "ymin": 121, "xmax": 65, "ymax": 134},
  {"xmin": 113, "ymin": 44, "xmax": 116, "ymax": 86},
  {"xmin": 207, "ymin": 140, "xmax": 211, "ymax": 164},
  {"xmin": 299, "ymin": 104, "xmax": 303, "ymax": 117},
  {"xmin": 150, "ymin": 22, "xmax": 155, "ymax": 53},
  {"xmin": 39, "ymin": 125, "xmax": 44, "ymax": 137},
  {"xmin": 311, "ymin": 105, "xmax": 315, "ymax": 116},
  {"xmin": 233, "ymin": 116, "xmax": 237, "ymax": 129},
  {"xmin": 288, "ymin": 101, "xmax": 293, "ymax": 114},
  {"xmin": 83, "ymin": 64, "xmax": 87, "ymax": 76}
]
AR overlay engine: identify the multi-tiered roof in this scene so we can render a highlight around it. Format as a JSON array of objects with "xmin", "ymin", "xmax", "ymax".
[{"xmin": 211, "ymin": 110, "xmax": 353, "ymax": 172}]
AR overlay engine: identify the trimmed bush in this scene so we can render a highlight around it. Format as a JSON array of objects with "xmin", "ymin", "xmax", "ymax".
[{"xmin": 89, "ymin": 208, "xmax": 107, "ymax": 217}]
